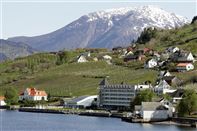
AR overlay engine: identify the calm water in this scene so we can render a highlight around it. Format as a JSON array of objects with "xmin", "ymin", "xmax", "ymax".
[{"xmin": 0, "ymin": 110, "xmax": 196, "ymax": 131}]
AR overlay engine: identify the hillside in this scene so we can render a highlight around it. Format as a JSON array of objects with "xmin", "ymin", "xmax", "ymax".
[
  {"xmin": 0, "ymin": 39, "xmax": 37, "ymax": 61},
  {"xmin": 137, "ymin": 21, "xmax": 197, "ymax": 53},
  {"xmin": 8, "ymin": 5, "xmax": 189, "ymax": 51},
  {"xmin": 0, "ymin": 52, "xmax": 157, "ymax": 96}
]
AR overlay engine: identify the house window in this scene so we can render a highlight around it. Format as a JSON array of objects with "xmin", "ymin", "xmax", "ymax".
[{"xmin": 42, "ymin": 97, "xmax": 45, "ymax": 101}]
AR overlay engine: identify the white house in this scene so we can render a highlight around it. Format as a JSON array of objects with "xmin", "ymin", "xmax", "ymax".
[
  {"xmin": 176, "ymin": 52, "xmax": 195, "ymax": 63},
  {"xmin": 121, "ymin": 50, "xmax": 134, "ymax": 57},
  {"xmin": 167, "ymin": 47, "xmax": 180, "ymax": 53},
  {"xmin": 186, "ymin": 52, "xmax": 195, "ymax": 62},
  {"xmin": 154, "ymin": 80, "xmax": 176, "ymax": 95},
  {"xmin": 64, "ymin": 95, "xmax": 97, "ymax": 108},
  {"xmin": 82, "ymin": 52, "xmax": 91, "ymax": 57},
  {"xmin": 103, "ymin": 55, "xmax": 112, "ymax": 60},
  {"xmin": 19, "ymin": 88, "xmax": 47, "ymax": 101},
  {"xmin": 145, "ymin": 58, "xmax": 158, "ymax": 69},
  {"xmin": 176, "ymin": 63, "xmax": 194, "ymax": 72},
  {"xmin": 0, "ymin": 96, "xmax": 6, "ymax": 106},
  {"xmin": 135, "ymin": 84, "xmax": 152, "ymax": 91},
  {"xmin": 168, "ymin": 89, "xmax": 184, "ymax": 104},
  {"xmin": 159, "ymin": 71, "xmax": 172, "ymax": 78},
  {"xmin": 77, "ymin": 55, "xmax": 88, "ymax": 63},
  {"xmin": 140, "ymin": 102, "xmax": 173, "ymax": 122}
]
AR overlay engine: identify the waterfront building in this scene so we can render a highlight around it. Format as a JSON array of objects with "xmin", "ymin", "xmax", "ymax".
[
  {"xmin": 19, "ymin": 88, "xmax": 47, "ymax": 101},
  {"xmin": 98, "ymin": 78, "xmax": 152, "ymax": 110},
  {"xmin": 0, "ymin": 96, "xmax": 6, "ymax": 106},
  {"xmin": 140, "ymin": 101, "xmax": 173, "ymax": 122},
  {"xmin": 64, "ymin": 95, "xmax": 97, "ymax": 109}
]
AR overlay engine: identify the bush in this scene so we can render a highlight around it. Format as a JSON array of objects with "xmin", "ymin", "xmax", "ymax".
[
  {"xmin": 19, "ymin": 100, "xmax": 37, "ymax": 107},
  {"xmin": 4, "ymin": 87, "xmax": 18, "ymax": 105},
  {"xmin": 132, "ymin": 89, "xmax": 155, "ymax": 109},
  {"xmin": 177, "ymin": 89, "xmax": 197, "ymax": 116}
]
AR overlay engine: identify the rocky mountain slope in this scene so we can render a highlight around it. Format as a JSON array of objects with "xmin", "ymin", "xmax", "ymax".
[
  {"xmin": 8, "ymin": 5, "xmax": 189, "ymax": 51},
  {"xmin": 0, "ymin": 39, "xmax": 37, "ymax": 61}
]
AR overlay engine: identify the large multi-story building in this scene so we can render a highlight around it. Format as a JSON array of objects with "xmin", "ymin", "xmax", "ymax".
[{"xmin": 98, "ymin": 78, "xmax": 152, "ymax": 110}]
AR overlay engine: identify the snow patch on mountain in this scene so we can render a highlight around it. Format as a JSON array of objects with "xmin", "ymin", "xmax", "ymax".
[{"xmin": 8, "ymin": 5, "xmax": 189, "ymax": 51}]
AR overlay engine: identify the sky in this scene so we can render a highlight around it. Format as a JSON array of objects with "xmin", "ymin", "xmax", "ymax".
[{"xmin": 0, "ymin": 0, "xmax": 197, "ymax": 39}]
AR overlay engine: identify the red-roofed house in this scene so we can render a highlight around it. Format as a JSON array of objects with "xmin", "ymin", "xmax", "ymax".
[
  {"xmin": 19, "ymin": 88, "xmax": 47, "ymax": 101},
  {"xmin": 176, "ymin": 63, "xmax": 194, "ymax": 72},
  {"xmin": 0, "ymin": 96, "xmax": 6, "ymax": 106}
]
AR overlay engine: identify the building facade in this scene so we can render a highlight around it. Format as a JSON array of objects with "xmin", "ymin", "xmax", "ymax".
[
  {"xmin": 64, "ymin": 95, "xmax": 97, "ymax": 109},
  {"xmin": 98, "ymin": 78, "xmax": 152, "ymax": 110},
  {"xmin": 144, "ymin": 58, "xmax": 158, "ymax": 69},
  {"xmin": 140, "ymin": 102, "xmax": 173, "ymax": 122},
  {"xmin": 0, "ymin": 96, "xmax": 6, "ymax": 106},
  {"xmin": 19, "ymin": 88, "xmax": 47, "ymax": 101},
  {"xmin": 176, "ymin": 63, "xmax": 194, "ymax": 72}
]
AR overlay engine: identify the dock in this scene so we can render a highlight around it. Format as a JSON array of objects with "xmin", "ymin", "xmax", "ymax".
[{"xmin": 19, "ymin": 108, "xmax": 65, "ymax": 114}]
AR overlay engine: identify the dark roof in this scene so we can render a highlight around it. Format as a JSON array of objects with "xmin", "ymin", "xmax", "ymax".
[
  {"xmin": 124, "ymin": 54, "xmax": 138, "ymax": 59},
  {"xmin": 162, "ymin": 76, "xmax": 176, "ymax": 81},
  {"xmin": 142, "ymin": 102, "xmax": 168, "ymax": 111},
  {"xmin": 160, "ymin": 70, "xmax": 170, "ymax": 77},
  {"xmin": 99, "ymin": 78, "xmax": 109, "ymax": 85},
  {"xmin": 168, "ymin": 89, "xmax": 184, "ymax": 98},
  {"xmin": 162, "ymin": 76, "xmax": 182, "ymax": 86}
]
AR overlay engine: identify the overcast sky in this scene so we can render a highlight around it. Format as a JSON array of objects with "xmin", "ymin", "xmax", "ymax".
[{"xmin": 0, "ymin": 0, "xmax": 197, "ymax": 39}]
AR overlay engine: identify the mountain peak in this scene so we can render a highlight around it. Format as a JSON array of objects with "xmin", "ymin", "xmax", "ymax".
[
  {"xmin": 85, "ymin": 5, "xmax": 189, "ymax": 26},
  {"xmin": 8, "ymin": 6, "xmax": 189, "ymax": 51}
]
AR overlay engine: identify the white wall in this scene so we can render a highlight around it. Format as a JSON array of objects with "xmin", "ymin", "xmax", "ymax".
[
  {"xmin": 19, "ymin": 95, "xmax": 47, "ymax": 101},
  {"xmin": 33, "ymin": 96, "xmax": 47, "ymax": 101},
  {"xmin": 142, "ymin": 110, "xmax": 169, "ymax": 122},
  {"xmin": 163, "ymin": 89, "xmax": 176, "ymax": 94},
  {"xmin": 0, "ymin": 100, "xmax": 6, "ymax": 106},
  {"xmin": 77, "ymin": 56, "xmax": 87, "ymax": 63},
  {"xmin": 186, "ymin": 64, "xmax": 194, "ymax": 71},
  {"xmin": 77, "ymin": 96, "xmax": 97, "ymax": 107}
]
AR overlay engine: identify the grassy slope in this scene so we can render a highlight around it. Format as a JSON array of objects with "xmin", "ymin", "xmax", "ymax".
[
  {"xmin": 0, "ymin": 23, "xmax": 196, "ymax": 97},
  {"xmin": 143, "ymin": 23, "xmax": 197, "ymax": 53},
  {"xmin": 0, "ymin": 60, "xmax": 157, "ymax": 97}
]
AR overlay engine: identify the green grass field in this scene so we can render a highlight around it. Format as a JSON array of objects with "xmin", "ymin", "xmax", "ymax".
[{"xmin": 0, "ymin": 61, "xmax": 157, "ymax": 97}]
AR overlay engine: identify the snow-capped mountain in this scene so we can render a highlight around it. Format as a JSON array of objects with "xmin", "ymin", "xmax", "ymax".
[{"xmin": 8, "ymin": 5, "xmax": 189, "ymax": 51}]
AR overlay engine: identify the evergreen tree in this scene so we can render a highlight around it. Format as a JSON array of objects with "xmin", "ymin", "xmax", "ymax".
[
  {"xmin": 136, "ymin": 27, "xmax": 157, "ymax": 44},
  {"xmin": 191, "ymin": 16, "xmax": 197, "ymax": 24}
]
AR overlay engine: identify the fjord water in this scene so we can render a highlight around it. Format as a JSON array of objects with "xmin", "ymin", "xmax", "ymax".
[{"xmin": 0, "ymin": 110, "xmax": 196, "ymax": 131}]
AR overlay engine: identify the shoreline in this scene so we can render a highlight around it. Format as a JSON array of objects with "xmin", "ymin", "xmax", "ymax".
[
  {"xmin": 150, "ymin": 121, "xmax": 193, "ymax": 127},
  {"xmin": 2, "ymin": 107, "xmax": 196, "ymax": 128}
]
